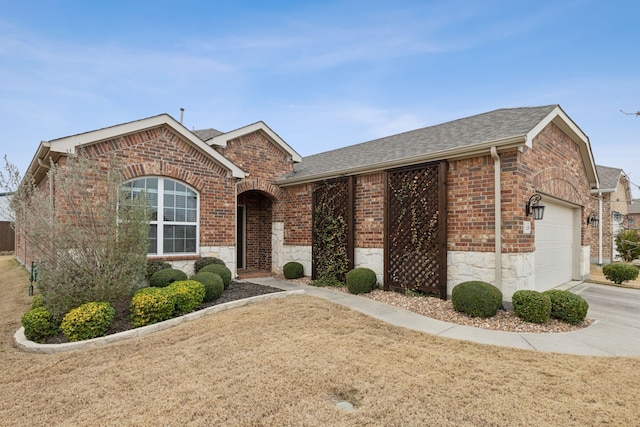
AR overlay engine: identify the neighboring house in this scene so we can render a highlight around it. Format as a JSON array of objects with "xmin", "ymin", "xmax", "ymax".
[
  {"xmin": 17, "ymin": 105, "xmax": 599, "ymax": 301},
  {"xmin": 0, "ymin": 193, "xmax": 15, "ymax": 253},
  {"xmin": 591, "ymin": 165, "xmax": 633, "ymax": 264},
  {"xmin": 628, "ymin": 199, "xmax": 640, "ymax": 230}
]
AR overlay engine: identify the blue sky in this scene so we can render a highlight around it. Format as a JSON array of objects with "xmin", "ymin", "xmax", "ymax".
[{"xmin": 1, "ymin": 0, "xmax": 639, "ymax": 196}]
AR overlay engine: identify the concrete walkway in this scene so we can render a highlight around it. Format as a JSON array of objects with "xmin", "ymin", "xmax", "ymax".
[{"xmin": 250, "ymin": 277, "xmax": 640, "ymax": 357}]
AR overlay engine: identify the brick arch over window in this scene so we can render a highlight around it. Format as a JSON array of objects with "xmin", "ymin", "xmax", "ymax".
[
  {"xmin": 237, "ymin": 178, "xmax": 283, "ymax": 201},
  {"xmin": 123, "ymin": 162, "xmax": 206, "ymax": 191},
  {"xmin": 533, "ymin": 167, "xmax": 584, "ymax": 206}
]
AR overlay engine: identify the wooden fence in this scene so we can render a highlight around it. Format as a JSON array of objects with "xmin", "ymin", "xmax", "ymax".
[{"xmin": 0, "ymin": 222, "xmax": 15, "ymax": 252}]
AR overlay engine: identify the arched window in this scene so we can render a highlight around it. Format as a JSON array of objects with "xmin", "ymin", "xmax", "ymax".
[{"xmin": 122, "ymin": 177, "xmax": 199, "ymax": 255}]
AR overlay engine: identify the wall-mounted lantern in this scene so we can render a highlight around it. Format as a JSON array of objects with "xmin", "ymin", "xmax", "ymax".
[
  {"xmin": 586, "ymin": 212, "xmax": 599, "ymax": 228},
  {"xmin": 525, "ymin": 194, "xmax": 545, "ymax": 220}
]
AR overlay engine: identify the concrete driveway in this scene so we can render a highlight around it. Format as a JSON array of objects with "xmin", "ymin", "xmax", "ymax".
[{"xmin": 569, "ymin": 282, "xmax": 640, "ymax": 328}]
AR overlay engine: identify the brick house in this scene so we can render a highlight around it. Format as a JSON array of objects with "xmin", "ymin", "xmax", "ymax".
[
  {"xmin": 17, "ymin": 104, "xmax": 599, "ymax": 301},
  {"xmin": 591, "ymin": 165, "xmax": 633, "ymax": 264}
]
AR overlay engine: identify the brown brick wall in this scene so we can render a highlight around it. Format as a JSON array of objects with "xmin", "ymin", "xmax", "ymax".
[
  {"xmin": 447, "ymin": 155, "xmax": 497, "ymax": 252},
  {"xmin": 354, "ymin": 173, "xmax": 385, "ymax": 248},
  {"xmin": 281, "ymin": 184, "xmax": 313, "ymax": 246}
]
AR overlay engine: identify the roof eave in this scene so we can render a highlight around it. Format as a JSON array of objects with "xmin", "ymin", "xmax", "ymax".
[
  {"xmin": 211, "ymin": 121, "xmax": 303, "ymax": 163},
  {"xmin": 529, "ymin": 106, "xmax": 599, "ymax": 190},
  {"xmin": 277, "ymin": 135, "xmax": 526, "ymax": 187},
  {"xmin": 39, "ymin": 115, "xmax": 246, "ymax": 179}
]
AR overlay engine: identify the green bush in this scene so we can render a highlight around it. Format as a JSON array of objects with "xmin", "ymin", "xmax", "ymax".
[
  {"xmin": 283, "ymin": 262, "xmax": 304, "ymax": 279},
  {"xmin": 129, "ymin": 287, "xmax": 175, "ymax": 327},
  {"xmin": 602, "ymin": 263, "xmax": 639, "ymax": 285},
  {"xmin": 194, "ymin": 257, "xmax": 225, "ymax": 273},
  {"xmin": 149, "ymin": 268, "xmax": 187, "ymax": 288},
  {"xmin": 21, "ymin": 306, "xmax": 58, "ymax": 343},
  {"xmin": 512, "ymin": 290, "xmax": 551, "ymax": 324},
  {"xmin": 165, "ymin": 280, "xmax": 206, "ymax": 316},
  {"xmin": 345, "ymin": 267, "xmax": 377, "ymax": 295},
  {"xmin": 191, "ymin": 272, "xmax": 224, "ymax": 302},
  {"xmin": 615, "ymin": 229, "xmax": 640, "ymax": 262},
  {"xmin": 543, "ymin": 290, "xmax": 589, "ymax": 325},
  {"xmin": 146, "ymin": 260, "xmax": 172, "ymax": 280},
  {"xmin": 200, "ymin": 264, "xmax": 232, "ymax": 289},
  {"xmin": 60, "ymin": 302, "xmax": 115, "ymax": 342},
  {"xmin": 451, "ymin": 281, "xmax": 503, "ymax": 318},
  {"xmin": 31, "ymin": 294, "xmax": 45, "ymax": 310}
]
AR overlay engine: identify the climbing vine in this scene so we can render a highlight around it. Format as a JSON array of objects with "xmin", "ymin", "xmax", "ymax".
[{"xmin": 312, "ymin": 179, "xmax": 350, "ymax": 285}]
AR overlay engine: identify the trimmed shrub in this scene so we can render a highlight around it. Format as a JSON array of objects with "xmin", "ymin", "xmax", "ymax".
[
  {"xmin": 543, "ymin": 289, "xmax": 589, "ymax": 325},
  {"xmin": 194, "ymin": 257, "xmax": 225, "ymax": 273},
  {"xmin": 602, "ymin": 263, "xmax": 639, "ymax": 285},
  {"xmin": 191, "ymin": 272, "xmax": 224, "ymax": 302},
  {"xmin": 200, "ymin": 264, "xmax": 232, "ymax": 289},
  {"xmin": 130, "ymin": 287, "xmax": 174, "ymax": 327},
  {"xmin": 60, "ymin": 302, "xmax": 115, "ymax": 342},
  {"xmin": 283, "ymin": 262, "xmax": 304, "ymax": 279},
  {"xmin": 166, "ymin": 280, "xmax": 206, "ymax": 316},
  {"xmin": 452, "ymin": 281, "xmax": 503, "ymax": 318},
  {"xmin": 146, "ymin": 260, "xmax": 172, "ymax": 280},
  {"xmin": 345, "ymin": 267, "xmax": 377, "ymax": 295},
  {"xmin": 512, "ymin": 290, "xmax": 551, "ymax": 324},
  {"xmin": 31, "ymin": 294, "xmax": 45, "ymax": 310},
  {"xmin": 21, "ymin": 307, "xmax": 58, "ymax": 343},
  {"xmin": 149, "ymin": 268, "xmax": 187, "ymax": 288}
]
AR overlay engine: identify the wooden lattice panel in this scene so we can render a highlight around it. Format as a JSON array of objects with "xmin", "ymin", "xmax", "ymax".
[{"xmin": 385, "ymin": 162, "xmax": 447, "ymax": 298}]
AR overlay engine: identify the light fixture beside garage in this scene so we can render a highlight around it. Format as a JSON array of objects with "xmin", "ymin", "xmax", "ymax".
[
  {"xmin": 525, "ymin": 194, "xmax": 545, "ymax": 220},
  {"xmin": 586, "ymin": 211, "xmax": 599, "ymax": 228}
]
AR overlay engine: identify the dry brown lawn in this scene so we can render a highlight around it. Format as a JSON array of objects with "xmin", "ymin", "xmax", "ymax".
[{"xmin": 1, "ymin": 256, "xmax": 639, "ymax": 426}]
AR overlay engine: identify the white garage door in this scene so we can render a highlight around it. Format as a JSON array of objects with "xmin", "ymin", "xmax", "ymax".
[{"xmin": 534, "ymin": 201, "xmax": 576, "ymax": 291}]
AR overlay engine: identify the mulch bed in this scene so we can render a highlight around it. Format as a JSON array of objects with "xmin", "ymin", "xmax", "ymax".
[{"xmin": 43, "ymin": 281, "xmax": 283, "ymax": 344}]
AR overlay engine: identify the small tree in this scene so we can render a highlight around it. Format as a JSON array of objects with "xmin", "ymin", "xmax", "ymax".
[
  {"xmin": 4, "ymin": 152, "xmax": 150, "ymax": 319},
  {"xmin": 615, "ymin": 229, "xmax": 640, "ymax": 262}
]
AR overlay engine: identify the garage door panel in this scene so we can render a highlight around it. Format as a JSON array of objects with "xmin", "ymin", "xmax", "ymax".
[{"xmin": 535, "ymin": 201, "xmax": 575, "ymax": 291}]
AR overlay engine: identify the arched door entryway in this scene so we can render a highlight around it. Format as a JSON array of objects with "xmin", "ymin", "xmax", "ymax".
[{"xmin": 237, "ymin": 190, "xmax": 274, "ymax": 275}]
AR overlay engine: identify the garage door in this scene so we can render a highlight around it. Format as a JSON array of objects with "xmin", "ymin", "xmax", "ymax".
[{"xmin": 534, "ymin": 200, "xmax": 576, "ymax": 291}]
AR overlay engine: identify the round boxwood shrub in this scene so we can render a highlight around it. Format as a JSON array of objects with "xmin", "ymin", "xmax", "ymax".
[
  {"xmin": 60, "ymin": 302, "xmax": 115, "ymax": 342},
  {"xmin": 165, "ymin": 280, "xmax": 206, "ymax": 316},
  {"xmin": 602, "ymin": 263, "xmax": 639, "ymax": 285},
  {"xmin": 512, "ymin": 290, "xmax": 551, "ymax": 324},
  {"xmin": 191, "ymin": 271, "xmax": 224, "ymax": 302},
  {"xmin": 194, "ymin": 257, "xmax": 225, "ymax": 273},
  {"xmin": 146, "ymin": 259, "xmax": 172, "ymax": 280},
  {"xmin": 149, "ymin": 268, "xmax": 187, "ymax": 288},
  {"xmin": 130, "ymin": 287, "xmax": 174, "ymax": 327},
  {"xmin": 283, "ymin": 261, "xmax": 304, "ymax": 279},
  {"xmin": 31, "ymin": 294, "xmax": 45, "ymax": 310},
  {"xmin": 200, "ymin": 264, "xmax": 232, "ymax": 289},
  {"xmin": 543, "ymin": 289, "xmax": 589, "ymax": 325},
  {"xmin": 451, "ymin": 281, "xmax": 503, "ymax": 318},
  {"xmin": 21, "ymin": 306, "xmax": 58, "ymax": 343},
  {"xmin": 345, "ymin": 267, "xmax": 377, "ymax": 295}
]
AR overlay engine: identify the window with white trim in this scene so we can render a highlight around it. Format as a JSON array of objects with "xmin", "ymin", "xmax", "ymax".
[{"xmin": 122, "ymin": 177, "xmax": 199, "ymax": 255}]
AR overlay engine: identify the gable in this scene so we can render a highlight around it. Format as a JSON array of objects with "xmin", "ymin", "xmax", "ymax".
[
  {"xmin": 26, "ymin": 114, "xmax": 246, "ymax": 184},
  {"xmin": 201, "ymin": 121, "xmax": 302, "ymax": 163}
]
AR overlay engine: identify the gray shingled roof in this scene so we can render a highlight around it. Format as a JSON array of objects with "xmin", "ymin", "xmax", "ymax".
[
  {"xmin": 596, "ymin": 165, "xmax": 623, "ymax": 191},
  {"xmin": 628, "ymin": 199, "xmax": 640, "ymax": 214},
  {"xmin": 193, "ymin": 128, "xmax": 223, "ymax": 141},
  {"xmin": 281, "ymin": 105, "xmax": 558, "ymax": 182}
]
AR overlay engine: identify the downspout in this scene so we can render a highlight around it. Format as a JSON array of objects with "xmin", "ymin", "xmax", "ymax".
[
  {"xmin": 490, "ymin": 147, "xmax": 502, "ymax": 291},
  {"xmin": 598, "ymin": 191, "xmax": 603, "ymax": 265}
]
